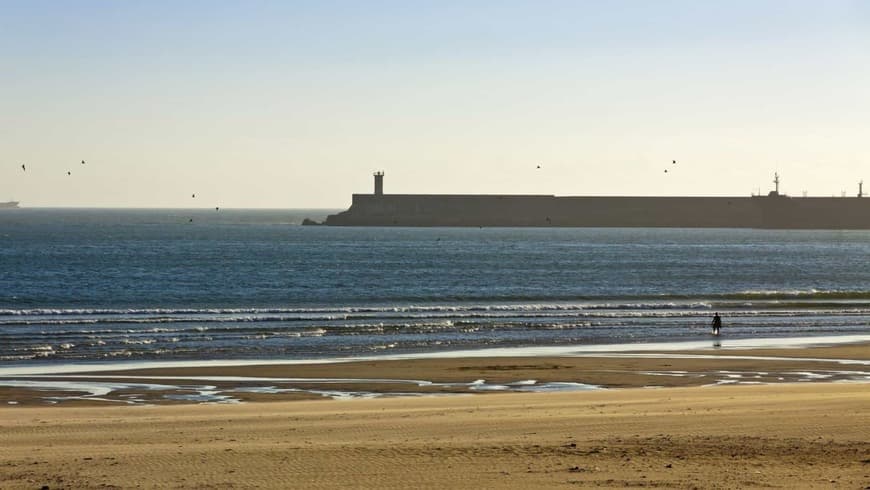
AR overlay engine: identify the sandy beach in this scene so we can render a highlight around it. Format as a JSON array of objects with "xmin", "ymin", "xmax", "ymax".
[{"xmin": 1, "ymin": 343, "xmax": 869, "ymax": 488}]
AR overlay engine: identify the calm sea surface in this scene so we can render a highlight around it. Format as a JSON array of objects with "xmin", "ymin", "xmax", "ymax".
[{"xmin": 1, "ymin": 208, "xmax": 869, "ymax": 365}]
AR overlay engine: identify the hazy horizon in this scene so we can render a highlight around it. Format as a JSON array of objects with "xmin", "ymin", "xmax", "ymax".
[{"xmin": 3, "ymin": 1, "xmax": 869, "ymax": 208}]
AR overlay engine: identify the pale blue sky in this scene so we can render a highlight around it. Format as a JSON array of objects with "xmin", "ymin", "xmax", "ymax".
[{"xmin": 2, "ymin": 1, "xmax": 869, "ymax": 207}]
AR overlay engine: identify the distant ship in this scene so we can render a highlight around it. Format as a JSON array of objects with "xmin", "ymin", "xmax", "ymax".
[
  {"xmin": 319, "ymin": 173, "xmax": 870, "ymax": 229},
  {"xmin": 0, "ymin": 201, "xmax": 19, "ymax": 209}
]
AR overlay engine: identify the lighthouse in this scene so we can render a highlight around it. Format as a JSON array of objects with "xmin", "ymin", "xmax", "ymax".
[{"xmin": 374, "ymin": 171, "xmax": 384, "ymax": 196}]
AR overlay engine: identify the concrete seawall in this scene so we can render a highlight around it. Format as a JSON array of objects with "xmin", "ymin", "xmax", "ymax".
[{"xmin": 324, "ymin": 194, "xmax": 870, "ymax": 229}]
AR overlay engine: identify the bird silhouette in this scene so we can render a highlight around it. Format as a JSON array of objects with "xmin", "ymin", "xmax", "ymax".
[
  {"xmin": 215, "ymin": 207, "xmax": 219, "ymax": 211},
  {"xmin": 192, "ymin": 194, "xmax": 196, "ymax": 198},
  {"xmin": 67, "ymin": 171, "xmax": 71, "ymax": 176},
  {"xmin": 81, "ymin": 160, "xmax": 86, "ymax": 165},
  {"xmin": 672, "ymin": 160, "xmax": 676, "ymax": 164},
  {"xmin": 21, "ymin": 164, "xmax": 25, "ymax": 171},
  {"xmin": 664, "ymin": 169, "xmax": 668, "ymax": 173},
  {"xmin": 536, "ymin": 165, "xmax": 541, "ymax": 169}
]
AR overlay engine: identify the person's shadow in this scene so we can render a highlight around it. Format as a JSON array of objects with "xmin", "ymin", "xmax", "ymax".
[{"xmin": 712, "ymin": 339, "xmax": 722, "ymax": 349}]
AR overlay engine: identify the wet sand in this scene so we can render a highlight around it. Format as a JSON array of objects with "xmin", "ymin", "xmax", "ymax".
[
  {"xmin": 0, "ymin": 343, "xmax": 868, "ymax": 488},
  {"xmin": 1, "ymin": 342, "xmax": 869, "ymax": 405}
]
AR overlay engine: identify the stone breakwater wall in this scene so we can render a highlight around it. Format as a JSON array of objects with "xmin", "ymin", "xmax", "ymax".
[{"xmin": 324, "ymin": 194, "xmax": 870, "ymax": 229}]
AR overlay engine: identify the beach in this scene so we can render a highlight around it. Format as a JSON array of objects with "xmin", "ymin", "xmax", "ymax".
[
  {"xmin": 1, "ymin": 343, "xmax": 868, "ymax": 489},
  {"xmin": 6, "ymin": 1, "xmax": 870, "ymax": 487}
]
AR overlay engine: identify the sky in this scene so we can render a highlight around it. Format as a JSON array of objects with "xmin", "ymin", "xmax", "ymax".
[{"xmin": 2, "ymin": 0, "xmax": 869, "ymax": 208}]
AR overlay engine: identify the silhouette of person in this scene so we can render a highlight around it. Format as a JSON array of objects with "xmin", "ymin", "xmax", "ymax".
[{"xmin": 711, "ymin": 312, "xmax": 722, "ymax": 336}]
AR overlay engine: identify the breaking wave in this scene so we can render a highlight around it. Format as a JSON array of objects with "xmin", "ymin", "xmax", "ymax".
[{"xmin": 3, "ymin": 294, "xmax": 870, "ymax": 363}]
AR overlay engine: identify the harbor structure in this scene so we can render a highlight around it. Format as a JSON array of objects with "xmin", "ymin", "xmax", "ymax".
[{"xmin": 323, "ymin": 173, "xmax": 870, "ymax": 229}]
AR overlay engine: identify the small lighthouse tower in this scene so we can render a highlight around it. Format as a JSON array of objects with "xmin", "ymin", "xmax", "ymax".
[
  {"xmin": 859, "ymin": 180, "xmax": 864, "ymax": 198},
  {"xmin": 374, "ymin": 171, "xmax": 384, "ymax": 196}
]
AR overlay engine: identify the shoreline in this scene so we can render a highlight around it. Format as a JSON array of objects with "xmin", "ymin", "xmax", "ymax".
[
  {"xmin": 1, "ymin": 339, "xmax": 867, "ymax": 406},
  {"xmin": 4, "ymin": 333, "xmax": 869, "ymax": 376},
  {"xmin": 1, "ymin": 341, "xmax": 868, "ymax": 488}
]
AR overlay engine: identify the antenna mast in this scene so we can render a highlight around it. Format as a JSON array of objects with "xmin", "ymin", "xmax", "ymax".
[{"xmin": 773, "ymin": 173, "xmax": 780, "ymax": 195}]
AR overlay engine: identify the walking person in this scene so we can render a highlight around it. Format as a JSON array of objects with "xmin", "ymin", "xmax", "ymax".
[{"xmin": 711, "ymin": 312, "xmax": 722, "ymax": 336}]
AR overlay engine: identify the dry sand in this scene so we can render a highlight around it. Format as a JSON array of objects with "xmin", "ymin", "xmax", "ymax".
[{"xmin": 1, "ymin": 344, "xmax": 869, "ymax": 489}]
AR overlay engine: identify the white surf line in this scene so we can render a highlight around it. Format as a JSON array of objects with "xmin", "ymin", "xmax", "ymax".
[
  {"xmin": 569, "ymin": 353, "xmax": 870, "ymax": 365},
  {"xmin": 384, "ymin": 335, "xmax": 870, "ymax": 360},
  {"xmin": 1, "ymin": 334, "xmax": 868, "ymax": 377}
]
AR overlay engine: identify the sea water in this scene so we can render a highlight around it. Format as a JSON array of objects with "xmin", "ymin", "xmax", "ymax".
[{"xmin": 1, "ymin": 208, "xmax": 869, "ymax": 366}]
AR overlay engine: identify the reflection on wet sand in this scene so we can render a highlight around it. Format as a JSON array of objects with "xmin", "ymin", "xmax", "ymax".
[{"xmin": 1, "ymin": 355, "xmax": 868, "ymax": 405}]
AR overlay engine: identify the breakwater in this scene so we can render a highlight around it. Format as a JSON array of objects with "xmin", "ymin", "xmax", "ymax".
[{"xmin": 325, "ymin": 193, "xmax": 870, "ymax": 229}]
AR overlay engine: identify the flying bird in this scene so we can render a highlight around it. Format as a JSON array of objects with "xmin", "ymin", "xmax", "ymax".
[
  {"xmin": 21, "ymin": 164, "xmax": 25, "ymax": 171},
  {"xmin": 672, "ymin": 160, "xmax": 677, "ymax": 164},
  {"xmin": 67, "ymin": 171, "xmax": 71, "ymax": 176},
  {"xmin": 215, "ymin": 207, "xmax": 219, "ymax": 211},
  {"xmin": 192, "ymin": 194, "xmax": 196, "ymax": 198},
  {"xmin": 536, "ymin": 164, "xmax": 542, "ymax": 169},
  {"xmin": 81, "ymin": 160, "xmax": 85, "ymax": 165}
]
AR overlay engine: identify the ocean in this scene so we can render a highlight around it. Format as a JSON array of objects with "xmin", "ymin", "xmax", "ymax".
[{"xmin": 1, "ymin": 208, "xmax": 869, "ymax": 367}]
